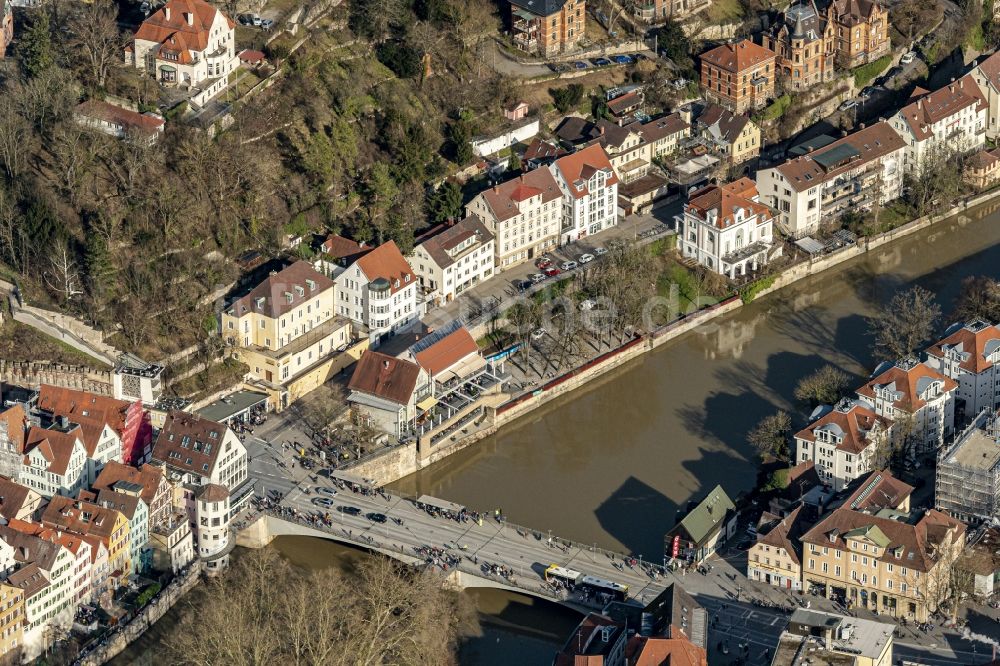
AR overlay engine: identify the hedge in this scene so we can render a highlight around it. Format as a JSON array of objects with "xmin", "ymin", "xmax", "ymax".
[
  {"xmin": 853, "ymin": 55, "xmax": 892, "ymax": 88},
  {"xmin": 740, "ymin": 274, "xmax": 776, "ymax": 304}
]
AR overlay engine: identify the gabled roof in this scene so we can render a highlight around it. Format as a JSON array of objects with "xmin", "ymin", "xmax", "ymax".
[
  {"xmin": 673, "ymin": 485, "xmax": 735, "ymax": 544},
  {"xmin": 0, "ymin": 404, "xmax": 26, "ymax": 454},
  {"xmin": 523, "ymin": 137, "xmax": 565, "ymax": 162},
  {"xmin": 626, "ymin": 635, "xmax": 709, "ymax": 666},
  {"xmin": 507, "ymin": 0, "xmax": 568, "ymax": 18},
  {"xmin": 894, "ymin": 74, "xmax": 987, "ymax": 142},
  {"xmin": 319, "ymin": 234, "xmax": 369, "ymax": 263},
  {"xmin": 6, "ymin": 562, "xmax": 50, "ymax": 600},
  {"xmin": 25, "ymin": 426, "xmax": 84, "ymax": 476},
  {"xmin": 415, "ymin": 215, "xmax": 494, "ymax": 271},
  {"xmin": 0, "ymin": 477, "xmax": 38, "ymax": 522},
  {"xmin": 843, "ymin": 469, "xmax": 913, "ymax": 512},
  {"xmin": 348, "ymin": 351, "xmax": 422, "ymax": 405},
  {"xmin": 76, "ymin": 100, "xmax": 165, "ymax": 135},
  {"xmin": 771, "ymin": 121, "xmax": 906, "ymax": 192},
  {"xmin": 700, "ymin": 39, "xmax": 775, "ymax": 73},
  {"xmin": 134, "ymin": 0, "xmax": 232, "ymax": 52},
  {"xmin": 93, "ymin": 461, "xmax": 165, "ymax": 508},
  {"xmin": 0, "ymin": 524, "xmax": 65, "ymax": 572},
  {"xmin": 925, "ymin": 319, "xmax": 1000, "ymax": 374},
  {"xmin": 966, "ymin": 147, "xmax": 1000, "ymax": 170},
  {"xmin": 42, "ymin": 495, "xmax": 125, "ymax": 541},
  {"xmin": 829, "ymin": 0, "xmax": 883, "ymax": 25},
  {"xmin": 794, "ymin": 400, "xmax": 890, "ymax": 455},
  {"xmin": 37, "ymin": 385, "xmax": 131, "ymax": 441},
  {"xmin": 153, "ymin": 411, "xmax": 231, "ymax": 477},
  {"xmin": 607, "ymin": 90, "xmax": 643, "ymax": 116},
  {"xmin": 856, "ymin": 361, "xmax": 958, "ymax": 413},
  {"xmin": 551, "ymin": 143, "xmax": 618, "ymax": 200},
  {"xmin": 686, "ymin": 178, "xmax": 772, "ymax": 230},
  {"xmin": 479, "ymin": 168, "xmax": 561, "ymax": 222},
  {"xmin": 229, "ymin": 260, "xmax": 335, "ymax": 320},
  {"xmin": 754, "ymin": 505, "xmax": 810, "ymax": 565},
  {"xmin": 640, "ymin": 113, "xmax": 690, "ymax": 142},
  {"xmin": 95, "ymin": 488, "xmax": 144, "ymax": 520},
  {"xmin": 353, "ymin": 241, "xmax": 415, "ymax": 295},
  {"xmin": 554, "ymin": 116, "xmax": 602, "ymax": 146},
  {"xmin": 975, "ymin": 50, "xmax": 1000, "ymax": 93},
  {"xmin": 696, "ymin": 103, "xmax": 752, "ymax": 144},
  {"xmin": 412, "ymin": 327, "xmax": 480, "ymax": 377}
]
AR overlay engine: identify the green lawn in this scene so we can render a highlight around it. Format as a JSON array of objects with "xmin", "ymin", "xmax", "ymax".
[
  {"xmin": 0, "ymin": 320, "xmax": 111, "ymax": 369},
  {"xmin": 703, "ymin": 0, "xmax": 745, "ymax": 24}
]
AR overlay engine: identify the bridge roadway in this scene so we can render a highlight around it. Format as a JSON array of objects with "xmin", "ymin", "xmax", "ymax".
[{"xmin": 262, "ymin": 479, "xmax": 674, "ymax": 607}]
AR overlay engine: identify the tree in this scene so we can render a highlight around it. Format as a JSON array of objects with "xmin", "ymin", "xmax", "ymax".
[
  {"xmin": 591, "ymin": 241, "xmax": 656, "ymax": 342},
  {"xmin": 550, "ymin": 84, "xmax": 584, "ymax": 113},
  {"xmin": 794, "ymin": 365, "xmax": 851, "ymax": 409},
  {"xmin": 44, "ymin": 239, "xmax": 83, "ymax": 305},
  {"xmin": 427, "ymin": 180, "xmax": 463, "ymax": 224},
  {"xmin": 69, "ymin": 0, "xmax": 125, "ymax": 89},
  {"xmin": 653, "ymin": 19, "xmax": 694, "ymax": 75},
  {"xmin": 447, "ymin": 120, "xmax": 474, "ymax": 164},
  {"xmin": 953, "ymin": 275, "xmax": 1000, "ymax": 324},
  {"xmin": 867, "ymin": 286, "xmax": 941, "ymax": 361},
  {"xmin": 506, "ymin": 300, "xmax": 542, "ymax": 373},
  {"xmin": 167, "ymin": 547, "xmax": 476, "ymax": 665},
  {"xmin": 748, "ymin": 411, "xmax": 792, "ymax": 460},
  {"xmin": 903, "ymin": 148, "xmax": 964, "ymax": 217},
  {"xmin": 18, "ymin": 10, "xmax": 54, "ymax": 78},
  {"xmin": 363, "ymin": 163, "xmax": 400, "ymax": 238}
]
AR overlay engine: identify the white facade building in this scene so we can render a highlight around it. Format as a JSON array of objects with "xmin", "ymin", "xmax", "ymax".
[
  {"xmin": 193, "ymin": 484, "xmax": 231, "ymax": 574},
  {"xmin": 856, "ymin": 359, "xmax": 958, "ymax": 457},
  {"xmin": 18, "ymin": 424, "xmax": 89, "ymax": 498},
  {"xmin": 794, "ymin": 400, "xmax": 892, "ymax": 491},
  {"xmin": 549, "ymin": 143, "xmax": 620, "ymax": 244},
  {"xmin": 333, "ymin": 240, "xmax": 419, "ymax": 344},
  {"xmin": 152, "ymin": 411, "xmax": 248, "ymax": 491},
  {"xmin": 890, "ymin": 74, "xmax": 987, "ymax": 174},
  {"xmin": 924, "ymin": 319, "xmax": 1000, "ymax": 424},
  {"xmin": 677, "ymin": 177, "xmax": 777, "ymax": 278},
  {"xmin": 410, "ymin": 215, "xmax": 495, "ymax": 306},
  {"xmin": 756, "ymin": 121, "xmax": 906, "ymax": 237},
  {"xmin": 466, "ymin": 168, "xmax": 562, "ymax": 269}
]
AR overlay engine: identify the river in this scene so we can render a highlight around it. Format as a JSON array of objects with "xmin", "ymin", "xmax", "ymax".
[{"xmin": 390, "ymin": 200, "xmax": 1000, "ymax": 560}]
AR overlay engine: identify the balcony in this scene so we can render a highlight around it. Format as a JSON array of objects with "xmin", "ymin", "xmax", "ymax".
[{"xmin": 513, "ymin": 33, "xmax": 537, "ymax": 50}]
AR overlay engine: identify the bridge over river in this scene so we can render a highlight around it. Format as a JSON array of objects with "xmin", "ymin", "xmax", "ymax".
[{"xmin": 237, "ymin": 473, "xmax": 678, "ymax": 609}]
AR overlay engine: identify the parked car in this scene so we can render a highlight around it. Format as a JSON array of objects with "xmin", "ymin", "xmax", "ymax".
[
  {"xmin": 900, "ymin": 51, "xmax": 917, "ymax": 65},
  {"xmin": 261, "ymin": 18, "xmax": 275, "ymax": 30},
  {"xmin": 338, "ymin": 505, "xmax": 362, "ymax": 516},
  {"xmin": 251, "ymin": 14, "xmax": 262, "ymax": 26},
  {"xmin": 858, "ymin": 88, "xmax": 872, "ymax": 100},
  {"xmin": 543, "ymin": 266, "xmax": 562, "ymax": 277},
  {"xmin": 610, "ymin": 55, "xmax": 634, "ymax": 65},
  {"xmin": 591, "ymin": 57, "xmax": 611, "ymax": 67},
  {"xmin": 633, "ymin": 53, "xmax": 648, "ymax": 61},
  {"xmin": 574, "ymin": 61, "xmax": 589, "ymax": 69},
  {"xmin": 515, "ymin": 279, "xmax": 532, "ymax": 291},
  {"xmin": 316, "ymin": 486, "xmax": 337, "ymax": 497},
  {"xmin": 560, "ymin": 260, "xmax": 578, "ymax": 271},
  {"xmin": 367, "ymin": 512, "xmax": 388, "ymax": 523},
  {"xmin": 531, "ymin": 328, "xmax": 546, "ymax": 340},
  {"xmin": 593, "ymin": 246, "xmax": 608, "ymax": 256},
  {"xmin": 237, "ymin": 13, "xmax": 253, "ymax": 25},
  {"xmin": 838, "ymin": 99, "xmax": 857, "ymax": 111},
  {"xmin": 536, "ymin": 257, "xmax": 553, "ymax": 269},
  {"xmin": 528, "ymin": 273, "xmax": 546, "ymax": 284},
  {"xmin": 578, "ymin": 253, "xmax": 595, "ymax": 264}
]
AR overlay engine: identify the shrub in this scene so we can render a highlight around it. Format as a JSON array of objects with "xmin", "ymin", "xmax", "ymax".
[
  {"xmin": 375, "ymin": 42, "xmax": 421, "ymax": 79},
  {"xmin": 550, "ymin": 84, "xmax": 584, "ymax": 113},
  {"xmin": 740, "ymin": 274, "xmax": 776, "ymax": 304},
  {"xmin": 756, "ymin": 94, "xmax": 791, "ymax": 122},
  {"xmin": 853, "ymin": 55, "xmax": 891, "ymax": 88}
]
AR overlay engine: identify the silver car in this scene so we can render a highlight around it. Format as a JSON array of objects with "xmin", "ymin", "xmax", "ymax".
[{"xmin": 560, "ymin": 260, "xmax": 578, "ymax": 271}]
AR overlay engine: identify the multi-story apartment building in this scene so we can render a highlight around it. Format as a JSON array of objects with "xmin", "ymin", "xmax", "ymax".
[
  {"xmin": 0, "ymin": 581, "xmax": 23, "ymax": 663},
  {"xmin": 935, "ymin": 409, "xmax": 1000, "ymax": 524},
  {"xmin": 93, "ymin": 461, "xmax": 172, "ymax": 532},
  {"xmin": 747, "ymin": 506, "xmax": 809, "ymax": 590},
  {"xmin": 800, "ymin": 503, "xmax": 966, "ymax": 622},
  {"xmin": 971, "ymin": 50, "xmax": 1000, "ymax": 140},
  {"xmin": 128, "ymin": 0, "xmax": 238, "ymax": 106},
  {"xmin": 794, "ymin": 399, "xmax": 892, "ymax": 490},
  {"xmin": 42, "ymin": 496, "xmax": 131, "ymax": 586},
  {"xmin": 593, "ymin": 114, "xmax": 690, "ymax": 184},
  {"xmin": 19, "ymin": 422, "xmax": 89, "ymax": 498},
  {"xmin": 466, "ymin": 168, "xmax": 562, "ymax": 269},
  {"xmin": 410, "ymin": 215, "xmax": 495, "ymax": 307},
  {"xmin": 890, "ymin": 74, "xmax": 987, "ymax": 174},
  {"xmin": 756, "ymin": 121, "xmax": 906, "ymax": 237},
  {"xmin": 825, "ymin": 0, "xmax": 890, "ymax": 68},
  {"xmin": 699, "ymin": 40, "xmax": 776, "ymax": 114},
  {"xmin": 193, "ymin": 483, "xmax": 232, "ymax": 573},
  {"xmin": 924, "ymin": 319, "xmax": 1000, "ymax": 423},
  {"xmin": 149, "ymin": 512, "xmax": 196, "ymax": 574},
  {"xmin": 692, "ymin": 104, "xmax": 761, "ymax": 166},
  {"xmin": 224, "ymin": 260, "xmax": 352, "ymax": 394},
  {"xmin": 333, "ymin": 241, "xmax": 419, "ymax": 344},
  {"xmin": 507, "ymin": 0, "xmax": 584, "ymax": 57},
  {"xmin": 347, "ymin": 351, "xmax": 433, "ymax": 439},
  {"xmin": 91, "ymin": 489, "xmax": 150, "ymax": 575},
  {"xmin": 633, "ymin": 0, "xmax": 707, "ymax": 22},
  {"xmin": 856, "ymin": 359, "xmax": 957, "ymax": 456},
  {"xmin": 153, "ymin": 411, "xmax": 248, "ymax": 491},
  {"xmin": 777, "ymin": 609, "xmax": 895, "ymax": 666},
  {"xmin": 677, "ymin": 177, "xmax": 776, "ymax": 278},
  {"xmin": 762, "ymin": 2, "xmax": 833, "ymax": 91},
  {"xmin": 549, "ymin": 143, "xmax": 620, "ymax": 244}
]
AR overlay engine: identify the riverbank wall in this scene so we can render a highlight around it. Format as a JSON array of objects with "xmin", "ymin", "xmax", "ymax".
[
  {"xmin": 353, "ymin": 189, "xmax": 1000, "ymax": 487},
  {"xmin": 77, "ymin": 564, "xmax": 202, "ymax": 666}
]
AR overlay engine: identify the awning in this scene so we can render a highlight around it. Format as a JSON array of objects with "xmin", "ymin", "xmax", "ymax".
[
  {"xmin": 417, "ymin": 396, "xmax": 438, "ymax": 411},
  {"xmin": 158, "ymin": 64, "xmax": 177, "ymax": 72},
  {"xmin": 417, "ymin": 495, "xmax": 465, "ymax": 513},
  {"xmin": 438, "ymin": 355, "xmax": 487, "ymax": 383},
  {"xmin": 795, "ymin": 237, "xmax": 825, "ymax": 255}
]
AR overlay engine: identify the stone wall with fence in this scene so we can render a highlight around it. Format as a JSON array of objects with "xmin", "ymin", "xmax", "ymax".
[{"xmin": 0, "ymin": 360, "xmax": 112, "ymax": 395}]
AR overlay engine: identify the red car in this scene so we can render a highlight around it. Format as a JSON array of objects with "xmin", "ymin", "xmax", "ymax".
[
  {"xmin": 536, "ymin": 257, "xmax": 553, "ymax": 269},
  {"xmin": 543, "ymin": 266, "xmax": 561, "ymax": 277}
]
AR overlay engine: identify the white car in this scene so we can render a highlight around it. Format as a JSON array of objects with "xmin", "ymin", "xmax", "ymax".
[
  {"xmin": 560, "ymin": 260, "xmax": 578, "ymax": 271},
  {"xmin": 839, "ymin": 99, "xmax": 857, "ymax": 111},
  {"xmin": 578, "ymin": 253, "xmax": 595, "ymax": 264},
  {"xmin": 316, "ymin": 486, "xmax": 337, "ymax": 497},
  {"xmin": 593, "ymin": 247, "xmax": 608, "ymax": 256},
  {"xmin": 313, "ymin": 497, "xmax": 335, "ymax": 508},
  {"xmin": 531, "ymin": 328, "xmax": 546, "ymax": 340},
  {"xmin": 528, "ymin": 273, "xmax": 546, "ymax": 283},
  {"xmin": 900, "ymin": 51, "xmax": 916, "ymax": 65}
]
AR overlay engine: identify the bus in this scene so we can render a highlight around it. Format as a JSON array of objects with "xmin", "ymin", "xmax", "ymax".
[
  {"xmin": 579, "ymin": 575, "xmax": 629, "ymax": 602},
  {"xmin": 544, "ymin": 565, "xmax": 583, "ymax": 587}
]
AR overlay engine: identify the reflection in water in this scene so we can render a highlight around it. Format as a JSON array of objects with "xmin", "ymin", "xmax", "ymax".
[
  {"xmin": 391, "ymin": 203, "xmax": 1000, "ymax": 559},
  {"xmin": 112, "ymin": 537, "xmax": 579, "ymax": 666}
]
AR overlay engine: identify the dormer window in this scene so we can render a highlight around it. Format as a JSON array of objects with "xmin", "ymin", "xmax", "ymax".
[
  {"xmin": 306, "ymin": 279, "xmax": 316, "ymax": 292},
  {"xmin": 404, "ymin": 274, "xmax": 410, "ymax": 283},
  {"xmin": 295, "ymin": 285, "xmax": 304, "ymax": 297},
  {"xmin": 285, "ymin": 292, "xmax": 293, "ymax": 304},
  {"xmin": 394, "ymin": 279, "xmax": 400, "ymax": 288},
  {"xmin": 255, "ymin": 297, "xmax": 265, "ymax": 310}
]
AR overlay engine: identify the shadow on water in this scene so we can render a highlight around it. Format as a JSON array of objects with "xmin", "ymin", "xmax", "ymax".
[{"xmin": 594, "ymin": 476, "xmax": 678, "ymax": 558}]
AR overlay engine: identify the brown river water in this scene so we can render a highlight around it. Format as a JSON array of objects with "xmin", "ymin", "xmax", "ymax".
[{"xmin": 114, "ymin": 199, "xmax": 1000, "ymax": 664}]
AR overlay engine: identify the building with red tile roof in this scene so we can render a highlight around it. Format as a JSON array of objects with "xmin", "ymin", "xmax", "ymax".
[
  {"xmin": 842, "ymin": 469, "xmax": 913, "ymax": 513},
  {"xmin": 506, "ymin": 0, "xmax": 584, "ymax": 57},
  {"xmin": 678, "ymin": 177, "xmax": 777, "ymax": 279},
  {"xmin": 129, "ymin": 0, "xmax": 238, "ymax": 107},
  {"xmin": 625, "ymin": 635, "xmax": 708, "ymax": 666},
  {"xmin": 699, "ymin": 39, "xmax": 776, "ymax": 114},
  {"xmin": 747, "ymin": 506, "xmax": 812, "ymax": 590},
  {"xmin": 408, "ymin": 324, "xmax": 483, "ymax": 381},
  {"xmin": 972, "ymin": 50, "xmax": 1000, "ymax": 140},
  {"xmin": 74, "ymin": 100, "xmax": 165, "ymax": 142},
  {"xmin": 794, "ymin": 400, "xmax": 892, "ymax": 491},
  {"xmin": 347, "ymin": 351, "xmax": 432, "ymax": 438},
  {"xmin": 924, "ymin": 319, "xmax": 1000, "ymax": 420},
  {"xmin": 332, "ymin": 240, "xmax": 419, "ymax": 344},
  {"xmin": 153, "ymin": 411, "xmax": 247, "ymax": 490},
  {"xmin": 410, "ymin": 215, "xmax": 495, "ymax": 306},
  {"xmin": 555, "ymin": 613, "xmax": 627, "ymax": 666},
  {"xmin": 549, "ymin": 143, "xmax": 619, "ymax": 244},
  {"xmin": 466, "ymin": 167, "xmax": 562, "ymax": 269},
  {"xmin": 856, "ymin": 359, "xmax": 957, "ymax": 455},
  {"xmin": 20, "ymin": 423, "xmax": 89, "ymax": 498},
  {"xmin": 93, "ymin": 461, "xmax": 171, "ymax": 529}
]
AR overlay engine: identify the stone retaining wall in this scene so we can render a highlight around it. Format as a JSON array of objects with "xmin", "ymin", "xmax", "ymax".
[{"xmin": 0, "ymin": 360, "xmax": 112, "ymax": 394}]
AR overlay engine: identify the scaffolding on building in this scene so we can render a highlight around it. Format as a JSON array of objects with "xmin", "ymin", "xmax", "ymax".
[{"xmin": 935, "ymin": 408, "xmax": 1000, "ymax": 524}]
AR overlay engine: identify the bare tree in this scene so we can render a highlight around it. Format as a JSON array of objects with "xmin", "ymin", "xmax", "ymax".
[
  {"xmin": 506, "ymin": 299, "xmax": 542, "ymax": 375},
  {"xmin": 794, "ymin": 365, "xmax": 851, "ymax": 409},
  {"xmin": 0, "ymin": 95, "xmax": 32, "ymax": 179},
  {"xmin": 866, "ymin": 286, "xmax": 941, "ymax": 361},
  {"xmin": 44, "ymin": 240, "xmax": 83, "ymax": 304},
  {"xmin": 69, "ymin": 0, "xmax": 125, "ymax": 89},
  {"xmin": 592, "ymin": 241, "xmax": 656, "ymax": 341},
  {"xmin": 953, "ymin": 275, "xmax": 1000, "ymax": 324},
  {"xmin": 748, "ymin": 410, "xmax": 792, "ymax": 460}
]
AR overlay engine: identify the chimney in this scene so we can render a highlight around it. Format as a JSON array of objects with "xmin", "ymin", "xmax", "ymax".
[
  {"xmin": 164, "ymin": 6, "xmax": 170, "ymax": 20},
  {"xmin": 383, "ymin": 360, "xmax": 390, "ymax": 369},
  {"xmin": 185, "ymin": 12, "xmax": 193, "ymax": 26}
]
